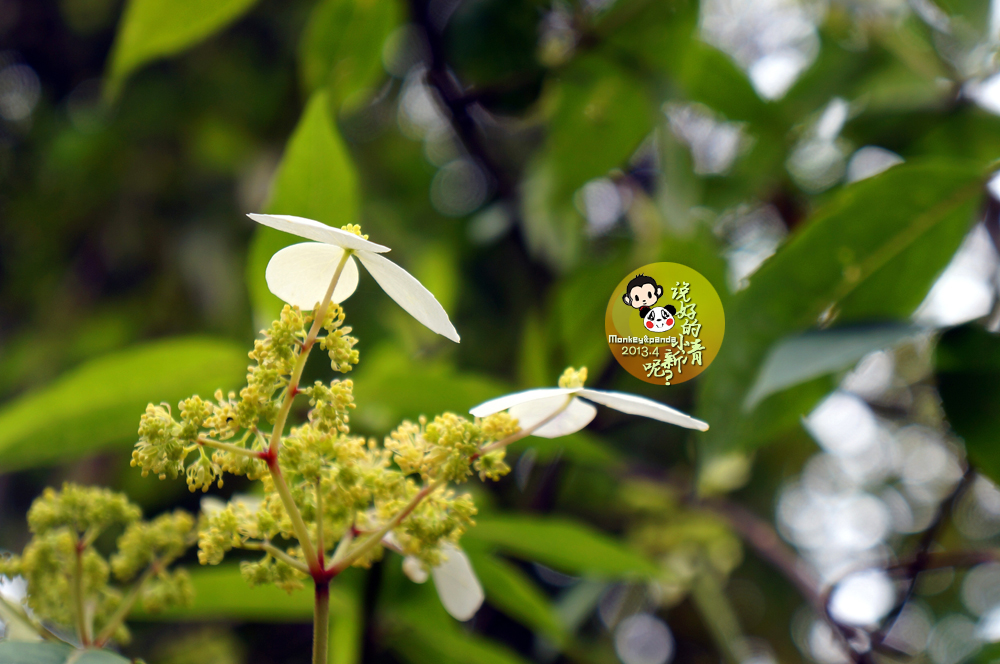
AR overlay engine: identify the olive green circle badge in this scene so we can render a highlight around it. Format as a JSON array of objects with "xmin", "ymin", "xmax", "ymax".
[{"xmin": 606, "ymin": 263, "xmax": 725, "ymax": 385}]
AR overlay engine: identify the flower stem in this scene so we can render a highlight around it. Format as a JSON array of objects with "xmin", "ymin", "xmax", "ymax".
[
  {"xmin": 314, "ymin": 581, "xmax": 331, "ymax": 664},
  {"xmin": 72, "ymin": 539, "xmax": 91, "ymax": 647},
  {"xmin": 330, "ymin": 480, "xmax": 444, "ymax": 574},
  {"xmin": 478, "ymin": 396, "xmax": 573, "ymax": 455},
  {"xmin": 197, "ymin": 436, "xmax": 257, "ymax": 457},
  {"xmin": 267, "ymin": 458, "xmax": 320, "ymax": 573},
  {"xmin": 269, "ymin": 249, "xmax": 352, "ymax": 458},
  {"xmin": 316, "ymin": 479, "xmax": 325, "ymax": 566},
  {"xmin": 93, "ymin": 561, "xmax": 161, "ymax": 647},
  {"xmin": 262, "ymin": 251, "xmax": 352, "ymax": 575},
  {"xmin": 242, "ymin": 541, "xmax": 311, "ymax": 574}
]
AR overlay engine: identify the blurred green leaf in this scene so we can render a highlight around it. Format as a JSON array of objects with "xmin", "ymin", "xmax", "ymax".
[
  {"xmin": 247, "ymin": 89, "xmax": 360, "ymax": 322},
  {"xmin": 745, "ymin": 323, "xmax": 923, "ymax": 410},
  {"xmin": 936, "ymin": 324, "xmax": 1000, "ymax": 483},
  {"xmin": 107, "ymin": 0, "xmax": 258, "ymax": 96},
  {"xmin": 133, "ymin": 564, "xmax": 311, "ymax": 620},
  {"xmin": 696, "ymin": 159, "xmax": 983, "ymax": 463},
  {"xmin": 387, "ymin": 601, "xmax": 533, "ymax": 664},
  {"xmin": 467, "ymin": 515, "xmax": 660, "ymax": 577},
  {"xmin": 299, "ymin": 0, "xmax": 401, "ymax": 110},
  {"xmin": 0, "ymin": 337, "xmax": 247, "ymax": 472},
  {"xmin": 351, "ymin": 345, "xmax": 510, "ymax": 432},
  {"xmin": 545, "ymin": 57, "xmax": 655, "ymax": 200},
  {"xmin": 0, "ymin": 642, "xmax": 129, "ymax": 664},
  {"xmin": 554, "ymin": 251, "xmax": 632, "ymax": 377},
  {"xmin": 507, "ymin": 429, "xmax": 622, "ymax": 469},
  {"xmin": 466, "ymin": 550, "xmax": 566, "ymax": 644}
]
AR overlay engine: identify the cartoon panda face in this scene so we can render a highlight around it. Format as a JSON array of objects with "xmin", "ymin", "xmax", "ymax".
[{"xmin": 643, "ymin": 306, "xmax": 675, "ymax": 332}]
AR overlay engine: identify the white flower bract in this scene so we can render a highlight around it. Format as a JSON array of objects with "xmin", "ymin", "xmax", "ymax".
[
  {"xmin": 470, "ymin": 387, "xmax": 709, "ymax": 437},
  {"xmin": 249, "ymin": 213, "xmax": 460, "ymax": 343},
  {"xmin": 388, "ymin": 534, "xmax": 484, "ymax": 621}
]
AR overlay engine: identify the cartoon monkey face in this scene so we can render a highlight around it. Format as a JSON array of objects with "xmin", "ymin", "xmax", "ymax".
[
  {"xmin": 628, "ymin": 284, "xmax": 660, "ymax": 308},
  {"xmin": 642, "ymin": 306, "xmax": 676, "ymax": 332},
  {"xmin": 623, "ymin": 274, "xmax": 663, "ymax": 309}
]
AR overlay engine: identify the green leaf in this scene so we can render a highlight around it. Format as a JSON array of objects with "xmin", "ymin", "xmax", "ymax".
[
  {"xmin": 696, "ymin": 159, "xmax": 984, "ymax": 463},
  {"xmin": 0, "ymin": 642, "xmax": 130, "ymax": 664},
  {"xmin": 744, "ymin": 323, "xmax": 923, "ymax": 410},
  {"xmin": 466, "ymin": 515, "xmax": 660, "ymax": 577},
  {"xmin": 350, "ymin": 345, "xmax": 511, "ymax": 432},
  {"xmin": 0, "ymin": 337, "xmax": 247, "ymax": 472},
  {"xmin": 299, "ymin": 0, "xmax": 402, "ymax": 110},
  {"xmin": 132, "ymin": 564, "xmax": 312, "ymax": 621},
  {"xmin": 247, "ymin": 89, "xmax": 360, "ymax": 322},
  {"xmin": 465, "ymin": 550, "xmax": 566, "ymax": 644},
  {"xmin": 106, "ymin": 0, "xmax": 259, "ymax": 96},
  {"xmin": 936, "ymin": 324, "xmax": 1000, "ymax": 483},
  {"xmin": 544, "ymin": 57, "xmax": 655, "ymax": 201},
  {"xmin": 387, "ymin": 601, "xmax": 533, "ymax": 664}
]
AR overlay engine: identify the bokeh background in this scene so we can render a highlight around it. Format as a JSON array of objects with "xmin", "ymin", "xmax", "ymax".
[{"xmin": 3, "ymin": 0, "xmax": 1000, "ymax": 663}]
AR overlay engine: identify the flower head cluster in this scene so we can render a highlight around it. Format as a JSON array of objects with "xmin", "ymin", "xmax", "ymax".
[
  {"xmin": 0, "ymin": 484, "xmax": 194, "ymax": 646},
  {"xmin": 132, "ymin": 303, "xmax": 359, "ymax": 492},
  {"xmin": 132, "ymin": 264, "xmax": 512, "ymax": 619}
]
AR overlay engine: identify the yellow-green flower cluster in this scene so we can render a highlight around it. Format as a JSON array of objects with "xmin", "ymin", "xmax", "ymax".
[
  {"xmin": 0, "ymin": 484, "xmax": 194, "ymax": 644},
  {"xmin": 131, "ymin": 304, "xmax": 359, "ymax": 492},
  {"xmin": 136, "ymin": 303, "xmax": 518, "ymax": 594}
]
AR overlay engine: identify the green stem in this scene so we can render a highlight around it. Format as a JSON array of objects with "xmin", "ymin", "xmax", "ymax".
[
  {"xmin": 72, "ymin": 540, "xmax": 90, "ymax": 647},
  {"xmin": 330, "ymin": 480, "xmax": 444, "ymax": 574},
  {"xmin": 267, "ymin": 461, "xmax": 320, "ymax": 573},
  {"xmin": 313, "ymin": 581, "xmax": 331, "ymax": 664},
  {"xmin": 268, "ymin": 249, "xmax": 352, "ymax": 457},
  {"xmin": 93, "ymin": 562, "xmax": 161, "ymax": 647},
  {"xmin": 478, "ymin": 395, "xmax": 573, "ymax": 455},
  {"xmin": 242, "ymin": 541, "xmax": 311, "ymax": 574},
  {"xmin": 197, "ymin": 436, "xmax": 258, "ymax": 457},
  {"xmin": 263, "ymin": 252, "xmax": 352, "ymax": 575},
  {"xmin": 316, "ymin": 479, "xmax": 325, "ymax": 566}
]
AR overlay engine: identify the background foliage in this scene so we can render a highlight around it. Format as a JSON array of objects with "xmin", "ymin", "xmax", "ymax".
[{"xmin": 2, "ymin": 0, "xmax": 1000, "ymax": 662}]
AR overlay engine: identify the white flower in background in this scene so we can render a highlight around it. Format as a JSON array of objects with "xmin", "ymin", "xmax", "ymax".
[
  {"xmin": 385, "ymin": 533, "xmax": 484, "ymax": 621},
  {"xmin": 470, "ymin": 368, "xmax": 709, "ymax": 438},
  {"xmin": 248, "ymin": 214, "xmax": 460, "ymax": 342}
]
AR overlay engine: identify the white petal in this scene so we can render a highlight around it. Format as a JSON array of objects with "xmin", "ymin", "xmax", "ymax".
[
  {"xmin": 265, "ymin": 243, "xmax": 359, "ymax": 309},
  {"xmin": 355, "ymin": 250, "xmax": 460, "ymax": 342},
  {"xmin": 509, "ymin": 395, "xmax": 597, "ymax": 438},
  {"xmin": 577, "ymin": 389, "xmax": 709, "ymax": 431},
  {"xmin": 248, "ymin": 214, "xmax": 390, "ymax": 253},
  {"xmin": 431, "ymin": 544, "xmax": 483, "ymax": 621},
  {"xmin": 469, "ymin": 388, "xmax": 579, "ymax": 417},
  {"xmin": 403, "ymin": 556, "xmax": 429, "ymax": 584}
]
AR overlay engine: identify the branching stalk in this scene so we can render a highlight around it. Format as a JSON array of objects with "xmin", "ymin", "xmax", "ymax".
[
  {"xmin": 93, "ymin": 561, "xmax": 161, "ymax": 647},
  {"xmin": 263, "ymin": 252, "xmax": 352, "ymax": 574},
  {"xmin": 268, "ymin": 460, "xmax": 320, "ymax": 573},
  {"xmin": 197, "ymin": 436, "xmax": 257, "ymax": 457}
]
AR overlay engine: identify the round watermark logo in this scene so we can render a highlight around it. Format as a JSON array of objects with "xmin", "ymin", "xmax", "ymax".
[{"xmin": 605, "ymin": 263, "xmax": 725, "ymax": 385}]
